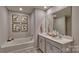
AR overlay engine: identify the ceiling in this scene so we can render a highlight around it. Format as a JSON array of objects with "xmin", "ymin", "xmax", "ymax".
[{"xmin": 6, "ymin": 6, "xmax": 51, "ymax": 14}]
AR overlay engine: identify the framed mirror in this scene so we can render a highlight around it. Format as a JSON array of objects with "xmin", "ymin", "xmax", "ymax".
[{"xmin": 53, "ymin": 7, "xmax": 72, "ymax": 36}]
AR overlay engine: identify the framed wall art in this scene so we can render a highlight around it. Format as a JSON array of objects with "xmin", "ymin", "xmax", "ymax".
[
  {"xmin": 21, "ymin": 15, "xmax": 28, "ymax": 23},
  {"xmin": 21, "ymin": 24, "xmax": 28, "ymax": 32},
  {"xmin": 12, "ymin": 14, "xmax": 28, "ymax": 32},
  {"xmin": 12, "ymin": 23, "xmax": 21, "ymax": 32},
  {"xmin": 12, "ymin": 14, "xmax": 21, "ymax": 22}
]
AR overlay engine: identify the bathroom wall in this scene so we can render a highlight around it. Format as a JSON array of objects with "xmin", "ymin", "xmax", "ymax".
[
  {"xmin": 30, "ymin": 10, "xmax": 35, "ymax": 35},
  {"xmin": 45, "ymin": 13, "xmax": 53, "ymax": 33},
  {"xmin": 0, "ymin": 7, "xmax": 9, "ymax": 46},
  {"xmin": 31, "ymin": 9, "xmax": 45, "ymax": 48},
  {"xmin": 8, "ymin": 11, "xmax": 31, "ymax": 39},
  {"xmin": 72, "ymin": 7, "xmax": 79, "ymax": 52},
  {"xmin": 35, "ymin": 9, "xmax": 45, "ymax": 48}
]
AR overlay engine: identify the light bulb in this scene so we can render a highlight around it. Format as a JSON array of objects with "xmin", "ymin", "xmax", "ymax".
[{"xmin": 19, "ymin": 8, "xmax": 23, "ymax": 11}]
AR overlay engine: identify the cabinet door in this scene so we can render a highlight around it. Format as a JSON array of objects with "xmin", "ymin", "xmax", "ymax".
[
  {"xmin": 46, "ymin": 41, "xmax": 62, "ymax": 53},
  {"xmin": 39, "ymin": 36, "xmax": 46, "ymax": 52}
]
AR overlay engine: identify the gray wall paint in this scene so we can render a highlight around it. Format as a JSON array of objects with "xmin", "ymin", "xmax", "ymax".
[
  {"xmin": 30, "ymin": 10, "xmax": 35, "ymax": 35},
  {"xmin": 45, "ymin": 13, "xmax": 53, "ymax": 33},
  {"xmin": 31, "ymin": 9, "xmax": 45, "ymax": 48},
  {"xmin": 35, "ymin": 9, "xmax": 45, "ymax": 48},
  {"xmin": 72, "ymin": 7, "xmax": 79, "ymax": 52},
  {"xmin": 0, "ymin": 7, "xmax": 9, "ymax": 46},
  {"xmin": 8, "ymin": 12, "xmax": 31, "ymax": 39},
  {"xmin": 35, "ymin": 9, "xmax": 45, "ymax": 34}
]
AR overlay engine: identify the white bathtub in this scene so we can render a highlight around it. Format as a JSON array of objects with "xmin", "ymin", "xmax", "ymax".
[{"xmin": 1, "ymin": 36, "xmax": 34, "ymax": 48}]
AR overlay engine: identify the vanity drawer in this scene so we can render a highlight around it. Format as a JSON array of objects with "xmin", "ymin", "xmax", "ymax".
[
  {"xmin": 46, "ymin": 39, "xmax": 62, "ymax": 49},
  {"xmin": 46, "ymin": 39, "xmax": 72, "ymax": 53},
  {"xmin": 46, "ymin": 42, "xmax": 62, "ymax": 53}
]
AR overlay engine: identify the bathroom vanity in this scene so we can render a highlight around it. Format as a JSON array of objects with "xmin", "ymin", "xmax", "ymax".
[
  {"xmin": 38, "ymin": 6, "xmax": 73, "ymax": 53},
  {"xmin": 38, "ymin": 33, "xmax": 73, "ymax": 53}
]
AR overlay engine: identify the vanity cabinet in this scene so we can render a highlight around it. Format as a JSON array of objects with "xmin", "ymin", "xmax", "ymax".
[
  {"xmin": 46, "ymin": 39, "xmax": 72, "ymax": 53},
  {"xmin": 46, "ymin": 40, "xmax": 62, "ymax": 53},
  {"xmin": 38, "ymin": 33, "xmax": 73, "ymax": 53},
  {"xmin": 38, "ymin": 35, "xmax": 46, "ymax": 52}
]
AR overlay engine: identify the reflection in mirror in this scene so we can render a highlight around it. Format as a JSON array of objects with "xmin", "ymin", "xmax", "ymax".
[{"xmin": 53, "ymin": 7, "xmax": 72, "ymax": 36}]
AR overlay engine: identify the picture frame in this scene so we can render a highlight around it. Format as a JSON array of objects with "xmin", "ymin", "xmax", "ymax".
[
  {"xmin": 21, "ymin": 15, "xmax": 28, "ymax": 23},
  {"xmin": 12, "ymin": 22, "xmax": 21, "ymax": 32},
  {"xmin": 21, "ymin": 24, "xmax": 28, "ymax": 32},
  {"xmin": 12, "ymin": 14, "xmax": 28, "ymax": 32},
  {"xmin": 12, "ymin": 14, "xmax": 21, "ymax": 22}
]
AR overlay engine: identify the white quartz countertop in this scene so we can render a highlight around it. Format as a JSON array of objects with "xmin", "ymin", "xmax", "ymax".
[{"xmin": 38, "ymin": 33, "xmax": 73, "ymax": 44}]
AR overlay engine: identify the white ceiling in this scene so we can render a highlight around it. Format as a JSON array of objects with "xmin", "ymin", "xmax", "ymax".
[{"xmin": 6, "ymin": 6, "xmax": 51, "ymax": 14}]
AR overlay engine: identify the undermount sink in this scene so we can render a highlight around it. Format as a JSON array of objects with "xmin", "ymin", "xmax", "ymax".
[{"xmin": 55, "ymin": 36, "xmax": 62, "ymax": 39}]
